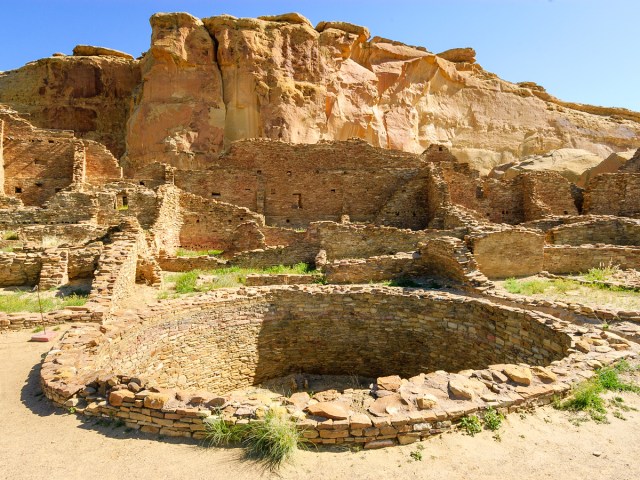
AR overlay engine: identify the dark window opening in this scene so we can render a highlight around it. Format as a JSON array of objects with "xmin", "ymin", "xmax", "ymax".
[
  {"xmin": 35, "ymin": 181, "xmax": 43, "ymax": 188},
  {"xmin": 240, "ymin": 217, "xmax": 244, "ymax": 221},
  {"xmin": 395, "ymin": 211, "xmax": 400, "ymax": 216},
  {"xmin": 121, "ymin": 196, "xmax": 128, "ymax": 207},
  {"xmin": 196, "ymin": 219, "xmax": 200, "ymax": 224},
  {"xmin": 54, "ymin": 188, "xmax": 62, "ymax": 193},
  {"xmin": 211, "ymin": 192, "xmax": 221, "ymax": 198},
  {"xmin": 292, "ymin": 193, "xmax": 302, "ymax": 209},
  {"xmin": 48, "ymin": 140, "xmax": 55, "ymax": 144},
  {"xmin": 245, "ymin": 188, "xmax": 251, "ymax": 192},
  {"xmin": 286, "ymin": 219, "xmax": 290, "ymax": 223},
  {"xmin": 412, "ymin": 212, "xmax": 416, "ymax": 217},
  {"xmin": 139, "ymin": 181, "xmax": 145, "ymax": 186},
  {"xmin": 330, "ymin": 189, "xmax": 336, "ymax": 193},
  {"xmin": 475, "ymin": 186, "xmax": 484, "ymax": 199},
  {"xmin": 438, "ymin": 146, "xmax": 444, "ymax": 152},
  {"xmin": 563, "ymin": 210, "xmax": 568, "ymax": 215},
  {"xmin": 271, "ymin": 188, "xmax": 276, "ymax": 195},
  {"xmin": 14, "ymin": 187, "xmax": 22, "ymax": 194},
  {"xmin": 256, "ymin": 170, "xmax": 262, "ymax": 174}
]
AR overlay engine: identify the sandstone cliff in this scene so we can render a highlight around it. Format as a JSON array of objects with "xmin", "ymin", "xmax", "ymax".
[{"xmin": 0, "ymin": 11, "xmax": 638, "ymax": 173}]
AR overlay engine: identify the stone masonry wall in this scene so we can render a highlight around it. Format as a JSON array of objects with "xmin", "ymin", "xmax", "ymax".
[
  {"xmin": 543, "ymin": 245, "xmax": 640, "ymax": 274},
  {"xmin": 547, "ymin": 217, "xmax": 640, "ymax": 246},
  {"xmin": 468, "ymin": 228, "xmax": 545, "ymax": 279},
  {"xmin": 173, "ymin": 139, "xmax": 428, "ymax": 229},
  {"xmin": 583, "ymin": 173, "xmax": 640, "ymax": 217}
]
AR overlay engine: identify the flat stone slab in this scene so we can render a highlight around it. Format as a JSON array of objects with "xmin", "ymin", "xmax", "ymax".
[{"xmin": 30, "ymin": 331, "xmax": 56, "ymax": 342}]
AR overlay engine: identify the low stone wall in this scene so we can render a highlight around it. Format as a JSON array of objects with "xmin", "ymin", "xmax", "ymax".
[
  {"xmin": 543, "ymin": 245, "xmax": 640, "ymax": 274},
  {"xmin": 324, "ymin": 253, "xmax": 417, "ymax": 284},
  {"xmin": 0, "ymin": 307, "xmax": 93, "ymax": 331},
  {"xmin": 547, "ymin": 217, "xmax": 640, "ymax": 247},
  {"xmin": 0, "ymin": 250, "xmax": 41, "ymax": 287},
  {"xmin": 40, "ymin": 285, "xmax": 636, "ymax": 447},
  {"xmin": 228, "ymin": 244, "xmax": 317, "ymax": 269},
  {"xmin": 244, "ymin": 274, "xmax": 319, "ymax": 286},
  {"xmin": 157, "ymin": 255, "xmax": 226, "ymax": 272},
  {"xmin": 468, "ymin": 228, "xmax": 544, "ymax": 279}
]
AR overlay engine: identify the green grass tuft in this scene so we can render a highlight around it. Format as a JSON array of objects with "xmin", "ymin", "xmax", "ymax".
[
  {"xmin": 3, "ymin": 231, "xmax": 18, "ymax": 240},
  {"xmin": 0, "ymin": 292, "xmax": 87, "ymax": 313},
  {"xmin": 504, "ymin": 278, "xmax": 548, "ymax": 295},
  {"xmin": 204, "ymin": 410, "xmax": 302, "ymax": 469}
]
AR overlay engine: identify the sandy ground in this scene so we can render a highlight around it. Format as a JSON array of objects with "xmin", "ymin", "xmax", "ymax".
[{"xmin": 2, "ymin": 328, "xmax": 640, "ymax": 480}]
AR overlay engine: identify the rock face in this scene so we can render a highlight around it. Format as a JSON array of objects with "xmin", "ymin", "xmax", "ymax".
[
  {"xmin": 72, "ymin": 45, "xmax": 134, "ymax": 60},
  {"xmin": 0, "ymin": 11, "xmax": 638, "ymax": 170},
  {"xmin": 579, "ymin": 149, "xmax": 637, "ymax": 187},
  {"xmin": 490, "ymin": 149, "xmax": 605, "ymax": 185}
]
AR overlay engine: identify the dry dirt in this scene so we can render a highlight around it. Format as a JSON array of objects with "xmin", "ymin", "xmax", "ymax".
[{"xmin": 2, "ymin": 327, "xmax": 640, "ymax": 480}]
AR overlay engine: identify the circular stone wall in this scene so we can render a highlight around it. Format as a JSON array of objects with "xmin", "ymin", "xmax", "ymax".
[{"xmin": 104, "ymin": 288, "xmax": 572, "ymax": 394}]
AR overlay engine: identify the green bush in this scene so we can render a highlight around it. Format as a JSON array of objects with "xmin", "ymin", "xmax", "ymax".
[
  {"xmin": 3, "ymin": 231, "xmax": 18, "ymax": 240},
  {"xmin": 0, "ymin": 292, "xmax": 87, "ymax": 313}
]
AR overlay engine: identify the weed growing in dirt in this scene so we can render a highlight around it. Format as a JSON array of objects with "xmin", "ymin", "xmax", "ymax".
[
  {"xmin": 555, "ymin": 361, "xmax": 639, "ymax": 422},
  {"xmin": 459, "ymin": 415, "xmax": 482, "ymax": 436},
  {"xmin": 483, "ymin": 407, "xmax": 505, "ymax": 431}
]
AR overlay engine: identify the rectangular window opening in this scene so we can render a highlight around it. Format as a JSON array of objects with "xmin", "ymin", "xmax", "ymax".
[{"xmin": 293, "ymin": 193, "xmax": 302, "ymax": 209}]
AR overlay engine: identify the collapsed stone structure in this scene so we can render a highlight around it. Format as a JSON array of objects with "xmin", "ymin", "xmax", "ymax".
[{"xmin": 1, "ymin": 11, "xmax": 640, "ymax": 450}]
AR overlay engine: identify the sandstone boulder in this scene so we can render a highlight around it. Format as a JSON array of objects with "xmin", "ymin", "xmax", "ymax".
[
  {"xmin": 109, "ymin": 389, "xmax": 135, "ymax": 406},
  {"xmin": 503, "ymin": 365, "xmax": 533, "ymax": 386},
  {"xmin": 437, "ymin": 47, "xmax": 476, "ymax": 63},
  {"xmin": 493, "ymin": 149, "xmax": 604, "ymax": 185},
  {"xmin": 143, "ymin": 392, "xmax": 170, "ymax": 410},
  {"xmin": 73, "ymin": 45, "xmax": 134, "ymax": 60},
  {"xmin": 532, "ymin": 366, "xmax": 557, "ymax": 384},
  {"xmin": 258, "ymin": 13, "xmax": 313, "ymax": 27},
  {"xmin": 579, "ymin": 149, "xmax": 637, "ymax": 187},
  {"xmin": 377, "ymin": 375, "xmax": 402, "ymax": 391}
]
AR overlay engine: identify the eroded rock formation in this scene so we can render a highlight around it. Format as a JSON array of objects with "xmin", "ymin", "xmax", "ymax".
[{"xmin": 0, "ymin": 11, "xmax": 638, "ymax": 173}]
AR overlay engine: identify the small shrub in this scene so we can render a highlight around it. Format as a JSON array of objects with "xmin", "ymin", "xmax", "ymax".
[
  {"xmin": 459, "ymin": 415, "xmax": 482, "ymax": 436},
  {"xmin": 483, "ymin": 407, "xmax": 504, "ymax": 431},
  {"xmin": 204, "ymin": 410, "xmax": 302, "ymax": 469},
  {"xmin": 32, "ymin": 326, "xmax": 44, "ymax": 333},
  {"xmin": 0, "ymin": 246, "xmax": 14, "ymax": 253},
  {"xmin": 584, "ymin": 263, "xmax": 620, "ymax": 282},
  {"xmin": 551, "ymin": 279, "xmax": 579, "ymax": 294},
  {"xmin": 3, "ymin": 231, "xmax": 18, "ymax": 240}
]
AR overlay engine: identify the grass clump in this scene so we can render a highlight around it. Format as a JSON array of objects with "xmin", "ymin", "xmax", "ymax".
[
  {"xmin": 584, "ymin": 263, "xmax": 620, "ymax": 282},
  {"xmin": 555, "ymin": 361, "xmax": 639, "ymax": 422},
  {"xmin": 0, "ymin": 292, "xmax": 87, "ymax": 313},
  {"xmin": 176, "ymin": 248, "xmax": 223, "ymax": 257},
  {"xmin": 459, "ymin": 414, "xmax": 482, "ymax": 436},
  {"xmin": 166, "ymin": 263, "xmax": 317, "ymax": 295},
  {"xmin": 3, "ymin": 231, "xmax": 18, "ymax": 240},
  {"xmin": 504, "ymin": 277, "xmax": 548, "ymax": 295},
  {"xmin": 204, "ymin": 410, "xmax": 302, "ymax": 469}
]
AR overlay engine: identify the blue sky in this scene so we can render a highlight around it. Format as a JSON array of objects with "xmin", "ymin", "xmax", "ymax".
[{"xmin": 1, "ymin": 0, "xmax": 638, "ymax": 111}]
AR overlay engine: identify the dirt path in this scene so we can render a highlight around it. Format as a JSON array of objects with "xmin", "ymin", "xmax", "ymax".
[{"xmin": 1, "ymin": 328, "xmax": 640, "ymax": 480}]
